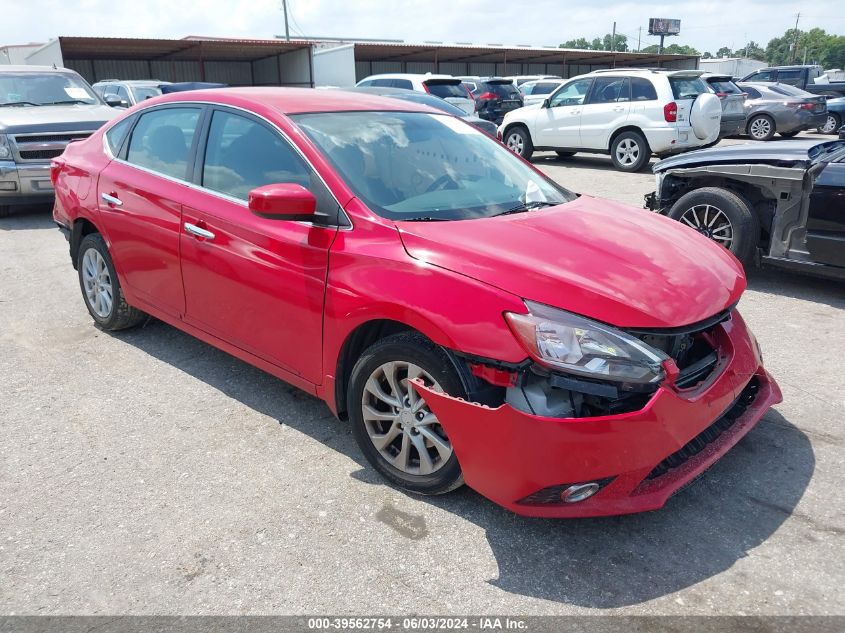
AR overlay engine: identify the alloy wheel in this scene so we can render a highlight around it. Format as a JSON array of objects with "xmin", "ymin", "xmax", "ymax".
[
  {"xmin": 361, "ymin": 361, "xmax": 453, "ymax": 476},
  {"xmin": 81, "ymin": 248, "xmax": 113, "ymax": 318},
  {"xmin": 506, "ymin": 132, "xmax": 524, "ymax": 155},
  {"xmin": 679, "ymin": 204, "xmax": 734, "ymax": 249},
  {"xmin": 749, "ymin": 117, "xmax": 772, "ymax": 139},
  {"xmin": 615, "ymin": 138, "xmax": 640, "ymax": 166},
  {"xmin": 821, "ymin": 114, "xmax": 838, "ymax": 134}
]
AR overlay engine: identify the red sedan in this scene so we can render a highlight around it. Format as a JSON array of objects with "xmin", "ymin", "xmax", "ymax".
[{"xmin": 51, "ymin": 88, "xmax": 781, "ymax": 517}]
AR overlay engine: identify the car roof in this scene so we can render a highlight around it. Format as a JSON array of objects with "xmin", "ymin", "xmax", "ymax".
[
  {"xmin": 0, "ymin": 64, "xmax": 79, "ymax": 74},
  {"xmin": 361, "ymin": 73, "xmax": 457, "ymax": 81},
  {"xmin": 95, "ymin": 79, "xmax": 170, "ymax": 86},
  {"xmin": 142, "ymin": 86, "xmax": 442, "ymax": 115}
]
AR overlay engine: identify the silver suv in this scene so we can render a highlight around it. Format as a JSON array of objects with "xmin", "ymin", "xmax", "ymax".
[
  {"xmin": 92, "ymin": 79, "xmax": 171, "ymax": 107},
  {"xmin": 0, "ymin": 65, "xmax": 117, "ymax": 216}
]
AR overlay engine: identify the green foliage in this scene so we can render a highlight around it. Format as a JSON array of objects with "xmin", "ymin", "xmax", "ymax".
[
  {"xmin": 559, "ymin": 33, "xmax": 628, "ymax": 52},
  {"xmin": 715, "ymin": 46, "xmax": 733, "ymax": 58},
  {"xmin": 763, "ymin": 28, "xmax": 844, "ymax": 66}
]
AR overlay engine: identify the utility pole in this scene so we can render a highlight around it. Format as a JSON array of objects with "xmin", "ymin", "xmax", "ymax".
[
  {"xmin": 611, "ymin": 22, "xmax": 616, "ymax": 53},
  {"xmin": 282, "ymin": 0, "xmax": 290, "ymax": 41},
  {"xmin": 637, "ymin": 26, "xmax": 642, "ymax": 53},
  {"xmin": 789, "ymin": 12, "xmax": 800, "ymax": 64}
]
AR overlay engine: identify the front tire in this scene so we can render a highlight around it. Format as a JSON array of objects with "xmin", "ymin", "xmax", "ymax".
[
  {"xmin": 348, "ymin": 332, "xmax": 468, "ymax": 495},
  {"xmin": 77, "ymin": 233, "xmax": 145, "ymax": 331},
  {"xmin": 747, "ymin": 114, "xmax": 775, "ymax": 141},
  {"xmin": 819, "ymin": 113, "xmax": 841, "ymax": 135},
  {"xmin": 504, "ymin": 126, "xmax": 534, "ymax": 161},
  {"xmin": 779, "ymin": 130, "xmax": 800, "ymax": 138},
  {"xmin": 610, "ymin": 131, "xmax": 651, "ymax": 172},
  {"xmin": 668, "ymin": 187, "xmax": 759, "ymax": 267}
]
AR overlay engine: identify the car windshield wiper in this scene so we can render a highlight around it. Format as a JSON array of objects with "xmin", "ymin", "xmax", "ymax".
[
  {"xmin": 45, "ymin": 99, "xmax": 90, "ymax": 105},
  {"xmin": 492, "ymin": 200, "xmax": 560, "ymax": 217},
  {"xmin": 0, "ymin": 101, "xmax": 41, "ymax": 107}
]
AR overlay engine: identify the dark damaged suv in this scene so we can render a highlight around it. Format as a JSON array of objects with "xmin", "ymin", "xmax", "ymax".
[{"xmin": 646, "ymin": 139, "xmax": 845, "ymax": 279}]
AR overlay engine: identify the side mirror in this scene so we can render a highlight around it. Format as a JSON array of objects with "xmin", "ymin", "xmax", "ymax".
[
  {"xmin": 542, "ymin": 97, "xmax": 550, "ymax": 108},
  {"xmin": 248, "ymin": 183, "xmax": 316, "ymax": 219},
  {"xmin": 104, "ymin": 96, "xmax": 128, "ymax": 108}
]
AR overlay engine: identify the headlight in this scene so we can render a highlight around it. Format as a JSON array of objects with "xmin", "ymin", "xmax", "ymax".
[
  {"xmin": 505, "ymin": 301, "xmax": 669, "ymax": 384},
  {"xmin": 0, "ymin": 134, "xmax": 11, "ymax": 160}
]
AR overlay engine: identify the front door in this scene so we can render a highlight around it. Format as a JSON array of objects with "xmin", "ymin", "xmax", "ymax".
[
  {"xmin": 179, "ymin": 108, "xmax": 339, "ymax": 383},
  {"xmin": 97, "ymin": 105, "xmax": 204, "ymax": 317},
  {"xmin": 534, "ymin": 78, "xmax": 592, "ymax": 148},
  {"xmin": 806, "ymin": 160, "xmax": 845, "ymax": 269}
]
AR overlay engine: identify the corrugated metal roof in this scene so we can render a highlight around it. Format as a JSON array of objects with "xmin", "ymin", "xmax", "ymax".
[{"xmin": 58, "ymin": 36, "xmax": 311, "ymax": 62}]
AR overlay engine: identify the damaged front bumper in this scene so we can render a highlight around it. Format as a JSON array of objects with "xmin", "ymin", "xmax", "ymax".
[{"xmin": 416, "ymin": 312, "xmax": 782, "ymax": 518}]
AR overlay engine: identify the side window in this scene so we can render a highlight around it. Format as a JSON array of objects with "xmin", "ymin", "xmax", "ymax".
[
  {"xmin": 747, "ymin": 70, "xmax": 774, "ymax": 82},
  {"xmin": 126, "ymin": 107, "xmax": 201, "ymax": 180},
  {"xmin": 743, "ymin": 86, "xmax": 762, "ymax": 99},
  {"xmin": 116, "ymin": 85, "xmax": 130, "ymax": 102},
  {"xmin": 392, "ymin": 79, "xmax": 413, "ymax": 89},
  {"xmin": 588, "ymin": 77, "xmax": 630, "ymax": 104},
  {"xmin": 371, "ymin": 78, "xmax": 395, "ymax": 87},
  {"xmin": 549, "ymin": 79, "xmax": 592, "ymax": 107},
  {"xmin": 631, "ymin": 77, "xmax": 658, "ymax": 100},
  {"xmin": 357, "ymin": 79, "xmax": 374, "ymax": 87},
  {"xmin": 202, "ymin": 110, "xmax": 342, "ymax": 225},
  {"xmin": 105, "ymin": 116, "xmax": 134, "ymax": 156},
  {"xmin": 778, "ymin": 70, "xmax": 803, "ymax": 87},
  {"xmin": 534, "ymin": 82, "xmax": 559, "ymax": 95}
]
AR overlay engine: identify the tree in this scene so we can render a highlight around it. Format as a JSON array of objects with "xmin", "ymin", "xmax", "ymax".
[
  {"xmin": 559, "ymin": 37, "xmax": 591, "ymax": 50},
  {"xmin": 715, "ymin": 46, "xmax": 733, "ymax": 58},
  {"xmin": 765, "ymin": 30, "xmax": 797, "ymax": 65},
  {"xmin": 639, "ymin": 42, "xmax": 698, "ymax": 55},
  {"xmin": 602, "ymin": 33, "xmax": 628, "ymax": 52},
  {"xmin": 702, "ymin": 51, "xmax": 713, "ymax": 59},
  {"xmin": 741, "ymin": 41, "xmax": 766, "ymax": 61}
]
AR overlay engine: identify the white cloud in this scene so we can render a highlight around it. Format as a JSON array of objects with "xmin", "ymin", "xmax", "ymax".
[{"xmin": 2, "ymin": 0, "xmax": 843, "ymax": 56}]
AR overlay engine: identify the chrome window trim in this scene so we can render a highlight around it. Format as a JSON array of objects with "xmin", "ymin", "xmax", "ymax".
[{"xmin": 104, "ymin": 100, "xmax": 352, "ymax": 230}]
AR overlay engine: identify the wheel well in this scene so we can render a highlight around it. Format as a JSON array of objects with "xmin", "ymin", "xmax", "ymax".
[
  {"xmin": 334, "ymin": 319, "xmax": 415, "ymax": 419},
  {"xmin": 608, "ymin": 125, "xmax": 645, "ymax": 152},
  {"xmin": 70, "ymin": 218, "xmax": 101, "ymax": 269},
  {"xmin": 501, "ymin": 121, "xmax": 528, "ymax": 139}
]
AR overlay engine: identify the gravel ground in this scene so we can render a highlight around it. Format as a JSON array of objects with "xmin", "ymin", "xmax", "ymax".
[{"xmin": 1, "ymin": 133, "xmax": 843, "ymax": 616}]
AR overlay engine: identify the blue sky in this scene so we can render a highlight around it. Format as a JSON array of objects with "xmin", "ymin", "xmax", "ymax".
[{"xmin": 3, "ymin": 0, "xmax": 843, "ymax": 55}]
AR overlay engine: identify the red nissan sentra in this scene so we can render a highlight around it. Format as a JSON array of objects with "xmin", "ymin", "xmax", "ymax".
[{"xmin": 52, "ymin": 88, "xmax": 781, "ymax": 518}]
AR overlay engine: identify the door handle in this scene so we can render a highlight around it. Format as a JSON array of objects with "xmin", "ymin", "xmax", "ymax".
[
  {"xmin": 613, "ymin": 106, "xmax": 626, "ymax": 112},
  {"xmin": 101, "ymin": 192, "xmax": 122, "ymax": 207},
  {"xmin": 184, "ymin": 222, "xmax": 215, "ymax": 241},
  {"xmin": 570, "ymin": 109, "xmax": 581, "ymax": 115}
]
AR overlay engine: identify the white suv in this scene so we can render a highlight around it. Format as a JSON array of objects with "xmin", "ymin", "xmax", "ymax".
[
  {"xmin": 499, "ymin": 69, "xmax": 722, "ymax": 172},
  {"xmin": 355, "ymin": 73, "xmax": 475, "ymax": 115}
]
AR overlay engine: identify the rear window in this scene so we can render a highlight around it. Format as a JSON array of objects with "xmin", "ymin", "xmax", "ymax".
[
  {"xmin": 668, "ymin": 76, "xmax": 709, "ymax": 100},
  {"xmin": 742, "ymin": 86, "xmax": 762, "ymax": 99},
  {"xmin": 424, "ymin": 81, "xmax": 468, "ymax": 99},
  {"xmin": 478, "ymin": 82, "xmax": 521, "ymax": 99},
  {"xmin": 768, "ymin": 83, "xmax": 809, "ymax": 97},
  {"xmin": 707, "ymin": 79, "xmax": 742, "ymax": 95}
]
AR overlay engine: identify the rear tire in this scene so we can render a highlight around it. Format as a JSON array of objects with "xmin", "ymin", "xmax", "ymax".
[
  {"xmin": 779, "ymin": 131, "xmax": 800, "ymax": 138},
  {"xmin": 504, "ymin": 126, "xmax": 534, "ymax": 161},
  {"xmin": 747, "ymin": 114, "xmax": 775, "ymax": 141},
  {"xmin": 348, "ymin": 332, "xmax": 469, "ymax": 496},
  {"xmin": 818, "ymin": 113, "xmax": 840, "ymax": 135},
  {"xmin": 668, "ymin": 187, "xmax": 759, "ymax": 267},
  {"xmin": 77, "ymin": 233, "xmax": 145, "ymax": 331},
  {"xmin": 610, "ymin": 131, "xmax": 651, "ymax": 172}
]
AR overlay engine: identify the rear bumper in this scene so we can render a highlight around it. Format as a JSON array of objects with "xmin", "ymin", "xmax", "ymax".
[
  {"xmin": 645, "ymin": 126, "xmax": 713, "ymax": 155},
  {"xmin": 778, "ymin": 111, "xmax": 829, "ymax": 133},
  {"xmin": 0, "ymin": 161, "xmax": 54, "ymax": 204},
  {"xmin": 719, "ymin": 114, "xmax": 747, "ymax": 137},
  {"xmin": 418, "ymin": 311, "xmax": 781, "ymax": 518}
]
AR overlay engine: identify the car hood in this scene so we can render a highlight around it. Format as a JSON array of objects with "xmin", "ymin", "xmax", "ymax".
[
  {"xmin": 0, "ymin": 104, "xmax": 118, "ymax": 134},
  {"xmin": 396, "ymin": 197, "xmax": 745, "ymax": 329},
  {"xmin": 653, "ymin": 139, "xmax": 828, "ymax": 172}
]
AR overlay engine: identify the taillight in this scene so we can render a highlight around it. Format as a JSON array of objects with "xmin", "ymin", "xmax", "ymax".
[
  {"xmin": 715, "ymin": 92, "xmax": 727, "ymax": 98},
  {"xmin": 421, "ymin": 82, "xmax": 430, "ymax": 93},
  {"xmin": 785, "ymin": 101, "xmax": 814, "ymax": 110},
  {"xmin": 50, "ymin": 159, "xmax": 62, "ymax": 186},
  {"xmin": 478, "ymin": 92, "xmax": 497, "ymax": 101},
  {"xmin": 664, "ymin": 102, "xmax": 678, "ymax": 122}
]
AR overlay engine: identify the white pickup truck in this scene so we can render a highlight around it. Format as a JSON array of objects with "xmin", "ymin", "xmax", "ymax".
[{"xmin": 0, "ymin": 65, "xmax": 118, "ymax": 217}]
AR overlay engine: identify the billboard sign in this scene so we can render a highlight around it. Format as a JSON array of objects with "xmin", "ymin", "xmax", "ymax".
[{"xmin": 648, "ymin": 18, "xmax": 681, "ymax": 35}]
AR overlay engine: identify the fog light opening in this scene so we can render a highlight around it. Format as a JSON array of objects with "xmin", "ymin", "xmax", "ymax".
[{"xmin": 561, "ymin": 482, "xmax": 600, "ymax": 503}]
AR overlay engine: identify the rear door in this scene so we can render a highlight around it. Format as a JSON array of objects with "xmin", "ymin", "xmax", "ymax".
[
  {"xmin": 179, "ymin": 107, "xmax": 340, "ymax": 383},
  {"xmin": 96, "ymin": 104, "xmax": 204, "ymax": 317},
  {"xmin": 668, "ymin": 73, "xmax": 711, "ymax": 128},
  {"xmin": 806, "ymin": 159, "xmax": 845, "ymax": 268},
  {"xmin": 579, "ymin": 76, "xmax": 630, "ymax": 149},
  {"xmin": 534, "ymin": 77, "xmax": 592, "ymax": 148},
  {"xmin": 423, "ymin": 79, "xmax": 474, "ymax": 114}
]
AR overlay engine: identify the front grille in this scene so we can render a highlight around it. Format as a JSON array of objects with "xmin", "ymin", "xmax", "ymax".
[
  {"xmin": 18, "ymin": 149, "xmax": 65, "ymax": 160},
  {"xmin": 13, "ymin": 132, "xmax": 92, "ymax": 144},
  {"xmin": 646, "ymin": 377, "xmax": 760, "ymax": 480}
]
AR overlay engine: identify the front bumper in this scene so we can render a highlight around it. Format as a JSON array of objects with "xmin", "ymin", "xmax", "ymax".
[
  {"xmin": 0, "ymin": 161, "xmax": 54, "ymax": 205},
  {"xmin": 418, "ymin": 311, "xmax": 781, "ymax": 518}
]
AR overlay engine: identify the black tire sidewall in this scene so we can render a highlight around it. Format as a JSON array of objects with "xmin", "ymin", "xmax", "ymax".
[
  {"xmin": 668, "ymin": 187, "xmax": 758, "ymax": 267},
  {"xmin": 347, "ymin": 332, "xmax": 468, "ymax": 495},
  {"xmin": 610, "ymin": 131, "xmax": 650, "ymax": 172},
  {"xmin": 77, "ymin": 233, "xmax": 123, "ymax": 329},
  {"xmin": 506, "ymin": 126, "xmax": 533, "ymax": 160}
]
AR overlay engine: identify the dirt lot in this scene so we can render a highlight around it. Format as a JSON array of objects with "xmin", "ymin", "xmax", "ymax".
[{"xmin": 1, "ymin": 133, "xmax": 843, "ymax": 615}]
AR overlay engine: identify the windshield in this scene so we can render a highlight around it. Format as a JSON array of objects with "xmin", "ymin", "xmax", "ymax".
[
  {"xmin": 0, "ymin": 72, "xmax": 99, "ymax": 106},
  {"xmin": 424, "ymin": 81, "xmax": 468, "ymax": 99},
  {"xmin": 292, "ymin": 111, "xmax": 574, "ymax": 221},
  {"xmin": 132, "ymin": 86, "xmax": 163, "ymax": 101},
  {"xmin": 668, "ymin": 76, "xmax": 709, "ymax": 100}
]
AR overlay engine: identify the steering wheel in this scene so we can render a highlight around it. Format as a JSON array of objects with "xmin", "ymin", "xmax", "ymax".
[{"xmin": 425, "ymin": 174, "xmax": 460, "ymax": 193}]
